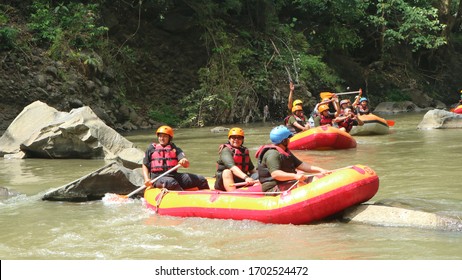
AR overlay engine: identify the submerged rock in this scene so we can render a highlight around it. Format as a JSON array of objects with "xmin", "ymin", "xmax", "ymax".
[
  {"xmin": 341, "ymin": 204, "xmax": 462, "ymax": 232},
  {"xmin": 417, "ymin": 109, "xmax": 462, "ymax": 129},
  {"xmin": 42, "ymin": 161, "xmax": 144, "ymax": 202}
]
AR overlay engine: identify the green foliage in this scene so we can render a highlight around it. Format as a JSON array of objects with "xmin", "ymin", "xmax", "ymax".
[
  {"xmin": 148, "ymin": 106, "xmax": 181, "ymax": 126},
  {"xmin": 28, "ymin": 1, "xmax": 108, "ymax": 55},
  {"xmin": 383, "ymin": 88, "xmax": 410, "ymax": 102},
  {"xmin": 0, "ymin": 26, "xmax": 19, "ymax": 50},
  {"xmin": 297, "ymin": 54, "xmax": 342, "ymax": 89},
  {"xmin": 293, "ymin": 0, "xmax": 368, "ymax": 52},
  {"xmin": 368, "ymin": 0, "xmax": 446, "ymax": 53}
]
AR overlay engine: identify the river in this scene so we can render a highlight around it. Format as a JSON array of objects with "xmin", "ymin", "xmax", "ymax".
[{"xmin": 1, "ymin": 112, "xmax": 461, "ymax": 260}]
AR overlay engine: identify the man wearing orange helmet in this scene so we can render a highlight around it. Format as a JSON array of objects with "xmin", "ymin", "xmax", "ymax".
[
  {"xmin": 215, "ymin": 127, "xmax": 258, "ymax": 191},
  {"xmin": 313, "ymin": 97, "xmax": 340, "ymax": 127},
  {"xmin": 142, "ymin": 125, "xmax": 209, "ymax": 191},
  {"xmin": 286, "ymin": 105, "xmax": 310, "ymax": 133}
]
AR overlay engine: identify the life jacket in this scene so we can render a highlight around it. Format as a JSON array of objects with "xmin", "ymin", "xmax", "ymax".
[
  {"xmin": 356, "ymin": 105, "xmax": 370, "ymax": 115},
  {"xmin": 319, "ymin": 113, "xmax": 333, "ymax": 126},
  {"xmin": 149, "ymin": 143, "xmax": 179, "ymax": 173},
  {"xmin": 216, "ymin": 143, "xmax": 251, "ymax": 173},
  {"xmin": 337, "ymin": 116, "xmax": 354, "ymax": 132},
  {"xmin": 255, "ymin": 144, "xmax": 293, "ymax": 184},
  {"xmin": 284, "ymin": 114, "xmax": 306, "ymax": 126}
]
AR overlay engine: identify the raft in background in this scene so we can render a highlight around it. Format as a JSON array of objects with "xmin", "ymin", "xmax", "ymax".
[
  {"xmin": 350, "ymin": 113, "xmax": 390, "ymax": 136},
  {"xmin": 144, "ymin": 164, "xmax": 379, "ymax": 225},
  {"xmin": 453, "ymin": 105, "xmax": 462, "ymax": 114},
  {"xmin": 288, "ymin": 125, "xmax": 357, "ymax": 150}
]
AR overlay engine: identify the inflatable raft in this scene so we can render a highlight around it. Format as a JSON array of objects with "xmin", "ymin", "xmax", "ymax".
[
  {"xmin": 288, "ymin": 125, "xmax": 357, "ymax": 150},
  {"xmin": 453, "ymin": 105, "xmax": 462, "ymax": 114},
  {"xmin": 350, "ymin": 113, "xmax": 390, "ymax": 136},
  {"xmin": 144, "ymin": 164, "xmax": 379, "ymax": 225}
]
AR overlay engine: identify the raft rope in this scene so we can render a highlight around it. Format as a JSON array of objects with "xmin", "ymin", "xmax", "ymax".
[{"xmin": 154, "ymin": 188, "xmax": 169, "ymax": 214}]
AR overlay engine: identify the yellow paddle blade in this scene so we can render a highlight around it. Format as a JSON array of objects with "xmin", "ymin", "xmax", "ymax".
[{"xmin": 320, "ymin": 92, "xmax": 334, "ymax": 99}]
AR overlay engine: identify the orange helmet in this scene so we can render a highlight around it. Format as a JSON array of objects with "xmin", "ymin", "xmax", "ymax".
[
  {"xmin": 292, "ymin": 105, "xmax": 303, "ymax": 113},
  {"xmin": 228, "ymin": 127, "xmax": 244, "ymax": 138},
  {"xmin": 156, "ymin": 125, "xmax": 174, "ymax": 138},
  {"xmin": 318, "ymin": 104, "xmax": 330, "ymax": 113}
]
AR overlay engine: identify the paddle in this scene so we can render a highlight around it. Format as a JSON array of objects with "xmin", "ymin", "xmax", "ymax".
[
  {"xmin": 229, "ymin": 180, "xmax": 259, "ymax": 188},
  {"xmin": 320, "ymin": 89, "xmax": 362, "ymax": 100},
  {"xmin": 386, "ymin": 120, "xmax": 395, "ymax": 127},
  {"xmin": 103, "ymin": 164, "xmax": 181, "ymax": 202}
]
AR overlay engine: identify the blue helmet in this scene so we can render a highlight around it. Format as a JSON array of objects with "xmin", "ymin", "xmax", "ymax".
[
  {"xmin": 359, "ymin": 97, "xmax": 368, "ymax": 103},
  {"xmin": 270, "ymin": 125, "xmax": 293, "ymax": 144}
]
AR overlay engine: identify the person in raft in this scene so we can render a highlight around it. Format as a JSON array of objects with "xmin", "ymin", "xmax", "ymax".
[
  {"xmin": 339, "ymin": 99, "xmax": 352, "ymax": 114},
  {"xmin": 286, "ymin": 105, "xmax": 310, "ymax": 133},
  {"xmin": 255, "ymin": 125, "xmax": 329, "ymax": 193},
  {"xmin": 214, "ymin": 127, "xmax": 258, "ymax": 192},
  {"xmin": 287, "ymin": 80, "xmax": 303, "ymax": 112},
  {"xmin": 334, "ymin": 107, "xmax": 364, "ymax": 133},
  {"xmin": 142, "ymin": 125, "xmax": 209, "ymax": 191},
  {"xmin": 313, "ymin": 102, "xmax": 339, "ymax": 127},
  {"xmin": 353, "ymin": 97, "xmax": 371, "ymax": 115}
]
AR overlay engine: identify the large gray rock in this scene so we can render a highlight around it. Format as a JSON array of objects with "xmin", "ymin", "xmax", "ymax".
[
  {"xmin": 373, "ymin": 101, "xmax": 422, "ymax": 114},
  {"xmin": 0, "ymin": 101, "xmax": 144, "ymax": 164},
  {"xmin": 341, "ymin": 204, "xmax": 462, "ymax": 232},
  {"xmin": 42, "ymin": 161, "xmax": 144, "ymax": 202},
  {"xmin": 417, "ymin": 109, "xmax": 462, "ymax": 129}
]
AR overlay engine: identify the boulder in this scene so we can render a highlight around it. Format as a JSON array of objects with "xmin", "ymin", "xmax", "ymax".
[
  {"xmin": 42, "ymin": 161, "xmax": 144, "ymax": 202},
  {"xmin": 0, "ymin": 101, "xmax": 144, "ymax": 166},
  {"xmin": 373, "ymin": 101, "xmax": 422, "ymax": 114},
  {"xmin": 210, "ymin": 126, "xmax": 229, "ymax": 133},
  {"xmin": 417, "ymin": 109, "xmax": 462, "ymax": 129},
  {"xmin": 341, "ymin": 204, "xmax": 462, "ymax": 232}
]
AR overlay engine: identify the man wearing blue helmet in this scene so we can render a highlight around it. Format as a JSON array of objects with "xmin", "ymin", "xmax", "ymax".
[
  {"xmin": 255, "ymin": 126, "xmax": 329, "ymax": 193},
  {"xmin": 354, "ymin": 96, "xmax": 371, "ymax": 115}
]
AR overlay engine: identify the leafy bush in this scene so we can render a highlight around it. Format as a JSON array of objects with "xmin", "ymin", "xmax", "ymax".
[
  {"xmin": 28, "ymin": 1, "xmax": 108, "ymax": 54},
  {"xmin": 148, "ymin": 106, "xmax": 181, "ymax": 127},
  {"xmin": 384, "ymin": 89, "xmax": 410, "ymax": 102},
  {"xmin": 0, "ymin": 26, "xmax": 19, "ymax": 50}
]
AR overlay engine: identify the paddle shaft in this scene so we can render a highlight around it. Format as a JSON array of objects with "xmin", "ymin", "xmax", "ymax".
[
  {"xmin": 320, "ymin": 89, "xmax": 362, "ymax": 99},
  {"xmin": 125, "ymin": 164, "xmax": 181, "ymax": 198},
  {"xmin": 335, "ymin": 90, "xmax": 361, "ymax": 96},
  {"xmin": 230, "ymin": 180, "xmax": 259, "ymax": 187}
]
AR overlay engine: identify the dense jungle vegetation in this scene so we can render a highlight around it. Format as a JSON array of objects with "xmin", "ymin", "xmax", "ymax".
[{"xmin": 1, "ymin": 0, "xmax": 462, "ymax": 127}]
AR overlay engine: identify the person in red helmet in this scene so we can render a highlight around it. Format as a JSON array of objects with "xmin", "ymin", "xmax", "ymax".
[
  {"xmin": 214, "ymin": 127, "xmax": 258, "ymax": 191},
  {"xmin": 142, "ymin": 125, "xmax": 209, "ymax": 191}
]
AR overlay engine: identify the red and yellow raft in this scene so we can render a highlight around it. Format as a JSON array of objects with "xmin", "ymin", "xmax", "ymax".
[
  {"xmin": 288, "ymin": 125, "xmax": 357, "ymax": 150},
  {"xmin": 144, "ymin": 164, "xmax": 379, "ymax": 225},
  {"xmin": 453, "ymin": 105, "xmax": 462, "ymax": 114},
  {"xmin": 350, "ymin": 113, "xmax": 390, "ymax": 136}
]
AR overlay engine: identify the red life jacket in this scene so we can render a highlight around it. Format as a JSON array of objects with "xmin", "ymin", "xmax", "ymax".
[
  {"xmin": 255, "ymin": 144, "xmax": 292, "ymax": 184},
  {"xmin": 356, "ymin": 105, "xmax": 370, "ymax": 115},
  {"xmin": 337, "ymin": 117, "xmax": 354, "ymax": 132},
  {"xmin": 217, "ymin": 143, "xmax": 250, "ymax": 173},
  {"xmin": 150, "ymin": 143, "xmax": 179, "ymax": 173},
  {"xmin": 319, "ymin": 114, "xmax": 333, "ymax": 125}
]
